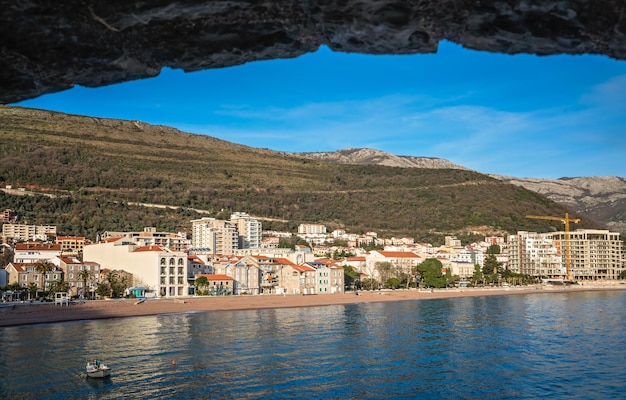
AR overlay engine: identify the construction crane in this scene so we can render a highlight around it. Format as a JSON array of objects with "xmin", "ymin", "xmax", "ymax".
[{"xmin": 526, "ymin": 213, "xmax": 581, "ymax": 281}]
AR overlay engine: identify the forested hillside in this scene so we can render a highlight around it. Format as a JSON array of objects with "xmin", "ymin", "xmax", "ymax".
[{"xmin": 0, "ymin": 106, "xmax": 601, "ymax": 243}]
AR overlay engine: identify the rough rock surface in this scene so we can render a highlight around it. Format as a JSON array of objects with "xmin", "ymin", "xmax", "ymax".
[
  {"xmin": 493, "ymin": 175, "xmax": 626, "ymax": 234},
  {"xmin": 2, "ymin": 0, "xmax": 626, "ymax": 104},
  {"xmin": 295, "ymin": 148, "xmax": 468, "ymax": 169}
]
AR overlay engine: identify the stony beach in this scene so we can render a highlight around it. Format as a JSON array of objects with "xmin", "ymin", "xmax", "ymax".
[{"xmin": 1, "ymin": 284, "xmax": 624, "ymax": 327}]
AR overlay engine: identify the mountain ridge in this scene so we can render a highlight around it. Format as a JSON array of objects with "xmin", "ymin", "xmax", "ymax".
[
  {"xmin": 296, "ymin": 148, "xmax": 625, "ymax": 235},
  {"xmin": 0, "ymin": 106, "xmax": 607, "ymax": 241}
]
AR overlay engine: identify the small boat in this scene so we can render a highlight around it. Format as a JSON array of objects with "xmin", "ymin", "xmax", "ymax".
[{"xmin": 86, "ymin": 359, "xmax": 111, "ymax": 378}]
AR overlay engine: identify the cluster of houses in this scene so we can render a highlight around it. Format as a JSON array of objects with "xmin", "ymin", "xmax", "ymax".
[{"xmin": 1, "ymin": 209, "xmax": 624, "ymax": 300}]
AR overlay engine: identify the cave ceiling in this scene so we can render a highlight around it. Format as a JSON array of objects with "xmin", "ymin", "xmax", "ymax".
[{"xmin": 1, "ymin": 0, "xmax": 625, "ymax": 104}]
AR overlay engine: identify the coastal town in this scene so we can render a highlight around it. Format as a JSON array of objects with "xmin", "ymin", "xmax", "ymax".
[{"xmin": 1, "ymin": 207, "xmax": 624, "ymax": 302}]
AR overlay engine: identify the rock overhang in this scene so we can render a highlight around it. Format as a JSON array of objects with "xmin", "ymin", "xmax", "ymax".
[{"xmin": 1, "ymin": 0, "xmax": 625, "ymax": 104}]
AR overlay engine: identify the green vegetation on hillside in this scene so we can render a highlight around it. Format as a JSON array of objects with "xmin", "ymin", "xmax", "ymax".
[{"xmin": 0, "ymin": 106, "xmax": 599, "ymax": 241}]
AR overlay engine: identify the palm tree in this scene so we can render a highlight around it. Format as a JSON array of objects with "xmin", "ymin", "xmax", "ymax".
[
  {"xmin": 105, "ymin": 271, "xmax": 118, "ymax": 298},
  {"xmin": 77, "ymin": 269, "xmax": 93, "ymax": 299},
  {"xmin": 34, "ymin": 260, "xmax": 54, "ymax": 298},
  {"xmin": 27, "ymin": 282, "xmax": 38, "ymax": 300}
]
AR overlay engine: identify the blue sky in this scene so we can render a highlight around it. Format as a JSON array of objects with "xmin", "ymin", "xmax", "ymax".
[{"xmin": 14, "ymin": 41, "xmax": 626, "ymax": 179}]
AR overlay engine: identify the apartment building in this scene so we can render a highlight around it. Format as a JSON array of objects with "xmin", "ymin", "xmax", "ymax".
[
  {"xmin": 56, "ymin": 236, "xmax": 87, "ymax": 256},
  {"xmin": 230, "ymin": 212, "xmax": 262, "ymax": 249},
  {"xmin": 2, "ymin": 223, "xmax": 56, "ymax": 242},
  {"xmin": 508, "ymin": 229, "xmax": 624, "ymax": 280},
  {"xmin": 5, "ymin": 262, "xmax": 64, "ymax": 295},
  {"xmin": 298, "ymin": 224, "xmax": 327, "ymax": 235},
  {"xmin": 550, "ymin": 229, "xmax": 624, "ymax": 280},
  {"xmin": 190, "ymin": 217, "xmax": 239, "ymax": 254},
  {"xmin": 52, "ymin": 256, "xmax": 102, "ymax": 298},
  {"xmin": 508, "ymin": 232, "xmax": 565, "ymax": 277},
  {"xmin": 364, "ymin": 250, "xmax": 422, "ymax": 282},
  {"xmin": 102, "ymin": 227, "xmax": 190, "ymax": 252},
  {"xmin": 14, "ymin": 243, "xmax": 62, "ymax": 263},
  {"xmin": 84, "ymin": 239, "xmax": 189, "ymax": 297}
]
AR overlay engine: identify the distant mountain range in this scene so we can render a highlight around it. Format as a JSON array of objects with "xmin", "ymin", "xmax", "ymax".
[{"xmin": 295, "ymin": 148, "xmax": 626, "ymax": 235}]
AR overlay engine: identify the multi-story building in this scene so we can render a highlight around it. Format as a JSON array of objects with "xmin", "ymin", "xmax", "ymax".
[
  {"xmin": 56, "ymin": 236, "xmax": 87, "ymax": 257},
  {"xmin": 52, "ymin": 256, "xmax": 102, "ymax": 298},
  {"xmin": 190, "ymin": 217, "xmax": 238, "ymax": 254},
  {"xmin": 551, "ymin": 229, "xmax": 624, "ymax": 280},
  {"xmin": 364, "ymin": 250, "xmax": 422, "ymax": 282},
  {"xmin": 508, "ymin": 229, "xmax": 623, "ymax": 280},
  {"xmin": 2, "ymin": 224, "xmax": 56, "ymax": 242},
  {"xmin": 5, "ymin": 262, "xmax": 64, "ymax": 296},
  {"xmin": 1, "ymin": 209, "xmax": 18, "ymax": 223},
  {"xmin": 84, "ymin": 239, "xmax": 189, "ymax": 297},
  {"xmin": 508, "ymin": 232, "xmax": 564, "ymax": 277},
  {"xmin": 102, "ymin": 227, "xmax": 190, "ymax": 252},
  {"xmin": 230, "ymin": 212, "xmax": 262, "ymax": 249},
  {"xmin": 14, "ymin": 243, "xmax": 62, "ymax": 263},
  {"xmin": 298, "ymin": 224, "xmax": 327, "ymax": 235}
]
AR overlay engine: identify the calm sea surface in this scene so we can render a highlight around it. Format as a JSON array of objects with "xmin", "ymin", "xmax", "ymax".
[{"xmin": 1, "ymin": 290, "xmax": 625, "ymax": 399}]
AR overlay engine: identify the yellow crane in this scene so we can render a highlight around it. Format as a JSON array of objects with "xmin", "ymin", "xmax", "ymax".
[{"xmin": 526, "ymin": 213, "xmax": 581, "ymax": 281}]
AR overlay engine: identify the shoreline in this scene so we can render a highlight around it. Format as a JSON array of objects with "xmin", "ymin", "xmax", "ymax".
[{"xmin": 1, "ymin": 285, "xmax": 625, "ymax": 328}]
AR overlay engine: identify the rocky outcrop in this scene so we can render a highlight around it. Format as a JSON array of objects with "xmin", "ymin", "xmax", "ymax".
[
  {"xmin": 2, "ymin": 0, "xmax": 626, "ymax": 104},
  {"xmin": 493, "ymin": 175, "xmax": 626, "ymax": 234},
  {"xmin": 294, "ymin": 148, "xmax": 467, "ymax": 169},
  {"xmin": 301, "ymin": 148, "xmax": 626, "ymax": 234}
]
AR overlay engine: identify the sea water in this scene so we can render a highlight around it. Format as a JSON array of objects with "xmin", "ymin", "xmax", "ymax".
[{"xmin": 1, "ymin": 290, "xmax": 625, "ymax": 399}]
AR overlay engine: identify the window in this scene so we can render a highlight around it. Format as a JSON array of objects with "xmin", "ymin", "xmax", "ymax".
[
  {"xmin": 178, "ymin": 267, "xmax": 183, "ymax": 275},
  {"xmin": 169, "ymin": 258, "xmax": 175, "ymax": 265},
  {"xmin": 161, "ymin": 258, "xmax": 166, "ymax": 265},
  {"xmin": 161, "ymin": 266, "xmax": 166, "ymax": 275},
  {"xmin": 178, "ymin": 258, "xmax": 184, "ymax": 265}
]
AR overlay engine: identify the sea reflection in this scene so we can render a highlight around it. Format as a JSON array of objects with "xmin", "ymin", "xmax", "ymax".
[{"xmin": 0, "ymin": 291, "xmax": 625, "ymax": 399}]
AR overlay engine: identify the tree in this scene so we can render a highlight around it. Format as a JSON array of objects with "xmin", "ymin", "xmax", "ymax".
[
  {"xmin": 77, "ymin": 269, "xmax": 93, "ymax": 299},
  {"xmin": 472, "ymin": 264, "xmax": 483, "ymax": 286},
  {"xmin": 416, "ymin": 258, "xmax": 447, "ymax": 288},
  {"xmin": 375, "ymin": 262, "xmax": 394, "ymax": 285},
  {"xmin": 385, "ymin": 277, "xmax": 401, "ymax": 289},
  {"xmin": 195, "ymin": 276, "xmax": 208, "ymax": 294},
  {"xmin": 48, "ymin": 279, "xmax": 70, "ymax": 295},
  {"xmin": 27, "ymin": 282, "xmax": 38, "ymax": 300},
  {"xmin": 482, "ymin": 253, "xmax": 502, "ymax": 275},
  {"xmin": 486, "ymin": 244, "xmax": 501, "ymax": 255},
  {"xmin": 34, "ymin": 260, "xmax": 54, "ymax": 297},
  {"xmin": 343, "ymin": 266, "xmax": 359, "ymax": 291}
]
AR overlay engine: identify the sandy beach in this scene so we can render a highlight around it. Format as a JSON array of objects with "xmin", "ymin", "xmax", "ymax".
[{"xmin": 1, "ymin": 285, "xmax": 625, "ymax": 327}]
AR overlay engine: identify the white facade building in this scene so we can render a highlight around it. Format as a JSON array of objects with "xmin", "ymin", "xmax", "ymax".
[
  {"xmin": 190, "ymin": 217, "xmax": 239, "ymax": 254},
  {"xmin": 230, "ymin": 212, "xmax": 262, "ymax": 249},
  {"xmin": 84, "ymin": 239, "xmax": 189, "ymax": 297}
]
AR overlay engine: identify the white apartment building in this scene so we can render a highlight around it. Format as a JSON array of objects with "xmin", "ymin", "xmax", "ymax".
[
  {"xmin": 190, "ymin": 217, "xmax": 239, "ymax": 254},
  {"xmin": 298, "ymin": 224, "xmax": 327, "ymax": 235},
  {"xmin": 84, "ymin": 239, "xmax": 189, "ymax": 297},
  {"xmin": 3, "ymin": 223, "xmax": 56, "ymax": 242},
  {"xmin": 508, "ymin": 232, "xmax": 564, "ymax": 278},
  {"xmin": 230, "ymin": 212, "xmax": 262, "ymax": 249},
  {"xmin": 102, "ymin": 227, "xmax": 191, "ymax": 252},
  {"xmin": 13, "ymin": 243, "xmax": 62, "ymax": 263},
  {"xmin": 550, "ymin": 229, "xmax": 624, "ymax": 280},
  {"xmin": 508, "ymin": 229, "xmax": 623, "ymax": 280}
]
